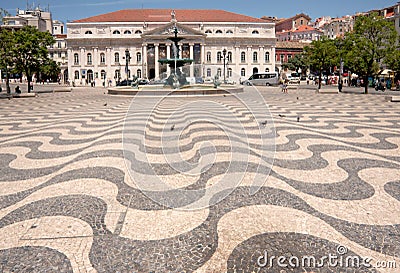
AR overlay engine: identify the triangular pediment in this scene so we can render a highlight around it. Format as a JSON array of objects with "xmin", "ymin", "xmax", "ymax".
[{"xmin": 142, "ymin": 22, "xmax": 205, "ymax": 37}]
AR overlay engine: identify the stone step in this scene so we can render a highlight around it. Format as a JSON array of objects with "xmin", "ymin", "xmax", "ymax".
[{"xmin": 391, "ymin": 96, "xmax": 400, "ymax": 102}]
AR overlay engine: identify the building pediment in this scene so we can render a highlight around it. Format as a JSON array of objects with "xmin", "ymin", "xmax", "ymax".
[{"xmin": 142, "ymin": 22, "xmax": 205, "ymax": 38}]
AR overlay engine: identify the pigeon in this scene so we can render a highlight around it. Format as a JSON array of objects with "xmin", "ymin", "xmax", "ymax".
[
  {"xmin": 223, "ymin": 94, "xmax": 226, "ymax": 97},
  {"xmin": 261, "ymin": 120, "xmax": 268, "ymax": 126},
  {"xmin": 170, "ymin": 124, "xmax": 175, "ymax": 131},
  {"xmin": 103, "ymin": 102, "xmax": 107, "ymax": 106},
  {"xmin": 278, "ymin": 114, "xmax": 286, "ymax": 117},
  {"xmin": 297, "ymin": 116, "xmax": 300, "ymax": 122},
  {"xmin": 297, "ymin": 97, "xmax": 299, "ymax": 100}
]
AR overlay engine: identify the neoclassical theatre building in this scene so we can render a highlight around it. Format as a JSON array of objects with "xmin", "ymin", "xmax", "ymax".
[{"xmin": 66, "ymin": 9, "xmax": 276, "ymax": 86}]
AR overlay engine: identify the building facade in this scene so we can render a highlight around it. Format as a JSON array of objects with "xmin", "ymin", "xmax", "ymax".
[
  {"xmin": 275, "ymin": 13, "xmax": 311, "ymax": 33},
  {"xmin": 66, "ymin": 9, "xmax": 276, "ymax": 86},
  {"xmin": 321, "ymin": 15, "xmax": 354, "ymax": 39},
  {"xmin": 1, "ymin": 7, "xmax": 52, "ymax": 32}
]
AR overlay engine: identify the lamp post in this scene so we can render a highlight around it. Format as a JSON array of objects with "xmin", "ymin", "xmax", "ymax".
[
  {"xmin": 222, "ymin": 48, "xmax": 227, "ymax": 84},
  {"xmin": 125, "ymin": 49, "xmax": 131, "ymax": 84}
]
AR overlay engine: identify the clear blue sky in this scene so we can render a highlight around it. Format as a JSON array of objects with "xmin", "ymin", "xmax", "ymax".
[{"xmin": 2, "ymin": 0, "xmax": 397, "ymax": 24}]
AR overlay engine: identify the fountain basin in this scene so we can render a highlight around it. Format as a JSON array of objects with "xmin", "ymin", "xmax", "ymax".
[{"xmin": 107, "ymin": 84, "xmax": 244, "ymax": 96}]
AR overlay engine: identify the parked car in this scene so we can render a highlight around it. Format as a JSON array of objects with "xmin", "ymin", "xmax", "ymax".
[
  {"xmin": 116, "ymin": 79, "xmax": 134, "ymax": 86},
  {"xmin": 138, "ymin": 79, "xmax": 149, "ymax": 85},
  {"xmin": 242, "ymin": 72, "xmax": 279, "ymax": 86}
]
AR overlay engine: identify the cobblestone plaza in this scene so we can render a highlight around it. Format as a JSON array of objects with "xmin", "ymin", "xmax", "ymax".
[{"xmin": 0, "ymin": 86, "xmax": 399, "ymax": 272}]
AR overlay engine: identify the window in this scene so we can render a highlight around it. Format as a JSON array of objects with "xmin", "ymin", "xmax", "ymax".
[
  {"xmin": 205, "ymin": 30, "xmax": 212, "ymax": 34},
  {"xmin": 226, "ymin": 30, "xmax": 233, "ymax": 34},
  {"xmin": 112, "ymin": 30, "xmax": 120, "ymax": 34},
  {"xmin": 227, "ymin": 51, "xmax": 232, "ymax": 62},
  {"xmin": 215, "ymin": 30, "xmax": 223, "ymax": 34},
  {"xmin": 137, "ymin": 52, "xmax": 142, "ymax": 63},
  {"xmin": 217, "ymin": 68, "xmax": 222, "ymax": 77},
  {"xmin": 288, "ymin": 54, "xmax": 292, "ymax": 60},
  {"xmin": 85, "ymin": 30, "xmax": 92, "ymax": 34},
  {"xmin": 228, "ymin": 68, "xmax": 232, "ymax": 78},
  {"xmin": 265, "ymin": 68, "xmax": 270, "ymax": 72},
  {"xmin": 101, "ymin": 70, "xmax": 106, "ymax": 80},
  {"xmin": 57, "ymin": 41, "xmax": 61, "ymax": 48},
  {"xmin": 265, "ymin": 52, "xmax": 270, "ymax": 62},
  {"xmin": 207, "ymin": 68, "xmax": 211, "ymax": 77},
  {"xmin": 74, "ymin": 53, "xmax": 79, "ymax": 65},
  {"xmin": 74, "ymin": 71, "xmax": 79, "ymax": 79},
  {"xmin": 135, "ymin": 30, "xmax": 142, "ymax": 34},
  {"xmin": 252, "ymin": 30, "xmax": 259, "ymax": 35},
  {"xmin": 58, "ymin": 52, "xmax": 62, "ymax": 58},
  {"xmin": 100, "ymin": 53, "xmax": 105, "ymax": 64},
  {"xmin": 241, "ymin": 68, "xmax": 246, "ymax": 77},
  {"xmin": 217, "ymin": 51, "xmax": 222, "ymax": 63},
  {"xmin": 206, "ymin": 52, "xmax": 211, "ymax": 62},
  {"xmin": 114, "ymin": 52, "xmax": 120, "ymax": 63},
  {"xmin": 241, "ymin": 52, "xmax": 246, "ymax": 63},
  {"xmin": 253, "ymin": 52, "xmax": 258, "ymax": 63},
  {"xmin": 280, "ymin": 54, "xmax": 285, "ymax": 62},
  {"xmin": 115, "ymin": 69, "xmax": 121, "ymax": 80},
  {"xmin": 124, "ymin": 30, "xmax": 132, "ymax": 34},
  {"xmin": 137, "ymin": 69, "xmax": 142, "ymax": 78},
  {"xmin": 87, "ymin": 53, "xmax": 92, "ymax": 65},
  {"xmin": 300, "ymin": 19, "xmax": 304, "ymax": 25}
]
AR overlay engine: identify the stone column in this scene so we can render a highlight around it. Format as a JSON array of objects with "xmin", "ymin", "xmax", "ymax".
[
  {"xmin": 142, "ymin": 44, "xmax": 147, "ymax": 78},
  {"xmin": 247, "ymin": 46, "xmax": 252, "ymax": 76},
  {"xmin": 271, "ymin": 46, "xmax": 276, "ymax": 73},
  {"xmin": 155, "ymin": 43, "xmax": 159, "ymax": 79},
  {"xmin": 93, "ymin": 47, "xmax": 99, "ymax": 85},
  {"xmin": 201, "ymin": 44, "xmax": 205, "ymax": 78},
  {"xmin": 106, "ymin": 47, "xmax": 112, "ymax": 85},
  {"xmin": 166, "ymin": 44, "xmax": 171, "ymax": 75},
  {"xmin": 67, "ymin": 48, "xmax": 73, "ymax": 85},
  {"xmin": 189, "ymin": 43, "xmax": 194, "ymax": 77},
  {"xmin": 80, "ymin": 47, "xmax": 85, "ymax": 85},
  {"xmin": 259, "ymin": 46, "xmax": 264, "ymax": 72},
  {"xmin": 235, "ymin": 46, "xmax": 240, "ymax": 79}
]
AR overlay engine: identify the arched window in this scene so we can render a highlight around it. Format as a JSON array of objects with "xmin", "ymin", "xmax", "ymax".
[
  {"xmin": 206, "ymin": 52, "xmax": 211, "ymax": 62},
  {"xmin": 74, "ymin": 70, "xmax": 79, "ymax": 79},
  {"xmin": 253, "ymin": 52, "xmax": 258, "ymax": 63},
  {"xmin": 74, "ymin": 53, "xmax": 79, "ymax": 65},
  {"xmin": 265, "ymin": 52, "xmax": 270, "ymax": 63},
  {"xmin": 85, "ymin": 30, "xmax": 92, "ymax": 34},
  {"xmin": 253, "ymin": 67, "xmax": 258, "ymax": 74},
  {"xmin": 217, "ymin": 68, "xmax": 222, "ymax": 77},
  {"xmin": 134, "ymin": 30, "xmax": 142, "ymax": 34},
  {"xmin": 124, "ymin": 30, "xmax": 132, "ymax": 34},
  {"xmin": 226, "ymin": 30, "xmax": 233, "ymax": 34},
  {"xmin": 114, "ymin": 52, "xmax": 120, "ymax": 63},
  {"xmin": 87, "ymin": 53, "xmax": 92, "ymax": 65},
  {"xmin": 205, "ymin": 30, "xmax": 212, "ymax": 34},
  {"xmin": 101, "ymin": 70, "xmax": 106, "ymax": 80},
  {"xmin": 227, "ymin": 51, "xmax": 232, "ymax": 62},
  {"xmin": 137, "ymin": 69, "xmax": 142, "ymax": 78},
  {"xmin": 241, "ymin": 68, "xmax": 246, "ymax": 77},
  {"xmin": 217, "ymin": 51, "xmax": 222, "ymax": 63},
  {"xmin": 241, "ymin": 52, "xmax": 246, "ymax": 63},
  {"xmin": 252, "ymin": 30, "xmax": 259, "ymax": 35},
  {"xmin": 265, "ymin": 68, "xmax": 270, "ymax": 72},
  {"xmin": 112, "ymin": 30, "xmax": 120, "ymax": 34},
  {"xmin": 207, "ymin": 68, "xmax": 211, "ymax": 77},
  {"xmin": 100, "ymin": 53, "xmax": 105, "ymax": 64},
  {"xmin": 215, "ymin": 30, "xmax": 223, "ymax": 34},
  {"xmin": 136, "ymin": 52, "xmax": 142, "ymax": 63},
  {"xmin": 228, "ymin": 68, "xmax": 232, "ymax": 78}
]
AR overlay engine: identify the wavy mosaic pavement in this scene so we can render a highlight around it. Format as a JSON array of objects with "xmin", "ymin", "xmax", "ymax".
[{"xmin": 0, "ymin": 88, "xmax": 400, "ymax": 272}]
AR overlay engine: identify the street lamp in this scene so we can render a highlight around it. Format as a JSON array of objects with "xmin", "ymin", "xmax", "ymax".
[
  {"xmin": 222, "ymin": 48, "xmax": 227, "ymax": 84},
  {"xmin": 125, "ymin": 49, "xmax": 131, "ymax": 84}
]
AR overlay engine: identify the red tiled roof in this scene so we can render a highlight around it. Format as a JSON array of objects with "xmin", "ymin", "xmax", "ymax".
[
  {"xmin": 293, "ymin": 25, "xmax": 317, "ymax": 32},
  {"xmin": 72, "ymin": 9, "xmax": 266, "ymax": 23}
]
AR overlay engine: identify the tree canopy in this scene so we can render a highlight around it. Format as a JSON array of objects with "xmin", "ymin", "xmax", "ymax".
[
  {"xmin": 0, "ymin": 29, "xmax": 15, "ymax": 93},
  {"xmin": 343, "ymin": 12, "xmax": 398, "ymax": 93},
  {"xmin": 12, "ymin": 26, "xmax": 55, "ymax": 92},
  {"xmin": 282, "ymin": 53, "xmax": 309, "ymax": 74},
  {"xmin": 304, "ymin": 37, "xmax": 337, "ymax": 89}
]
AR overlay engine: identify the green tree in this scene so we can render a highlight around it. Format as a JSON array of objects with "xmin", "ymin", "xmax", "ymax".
[
  {"xmin": 40, "ymin": 59, "xmax": 61, "ymax": 82},
  {"xmin": 304, "ymin": 37, "xmax": 337, "ymax": 89},
  {"xmin": 12, "ymin": 25, "xmax": 55, "ymax": 92},
  {"xmin": 343, "ymin": 12, "xmax": 398, "ymax": 93},
  {"xmin": 384, "ymin": 35, "xmax": 400, "ymax": 74},
  {"xmin": 282, "ymin": 53, "xmax": 309, "ymax": 75},
  {"xmin": 0, "ymin": 29, "xmax": 15, "ymax": 93},
  {"xmin": 0, "ymin": 8, "xmax": 11, "ymax": 23}
]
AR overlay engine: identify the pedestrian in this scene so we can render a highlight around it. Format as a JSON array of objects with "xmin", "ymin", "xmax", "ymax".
[{"xmin": 338, "ymin": 79, "xmax": 343, "ymax": 92}]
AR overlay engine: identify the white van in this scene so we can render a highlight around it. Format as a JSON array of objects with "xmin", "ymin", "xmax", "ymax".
[{"xmin": 242, "ymin": 72, "xmax": 279, "ymax": 86}]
